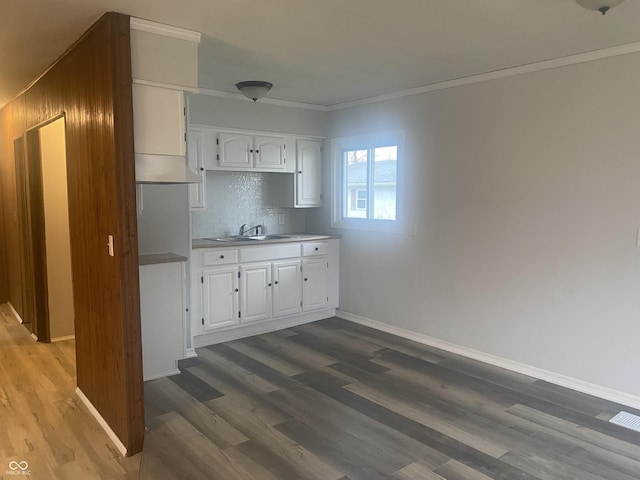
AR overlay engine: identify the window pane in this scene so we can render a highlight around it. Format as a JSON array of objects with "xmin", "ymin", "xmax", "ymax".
[
  {"xmin": 372, "ymin": 146, "xmax": 397, "ymax": 220},
  {"xmin": 344, "ymin": 149, "xmax": 368, "ymax": 218}
]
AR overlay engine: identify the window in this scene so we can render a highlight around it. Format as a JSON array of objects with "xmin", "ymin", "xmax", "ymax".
[
  {"xmin": 332, "ymin": 131, "xmax": 403, "ymax": 232},
  {"xmin": 355, "ymin": 190, "xmax": 367, "ymax": 210}
]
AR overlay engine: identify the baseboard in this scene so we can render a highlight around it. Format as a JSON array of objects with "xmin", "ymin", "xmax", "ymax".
[
  {"xmin": 51, "ymin": 335, "xmax": 75, "ymax": 343},
  {"xmin": 30, "ymin": 333, "xmax": 38, "ymax": 342},
  {"xmin": 143, "ymin": 368, "xmax": 181, "ymax": 382},
  {"xmin": 336, "ymin": 309, "xmax": 640, "ymax": 411},
  {"xmin": 75, "ymin": 387, "xmax": 127, "ymax": 456},
  {"xmin": 7, "ymin": 302, "xmax": 23, "ymax": 324},
  {"xmin": 194, "ymin": 309, "xmax": 336, "ymax": 348},
  {"xmin": 185, "ymin": 347, "xmax": 197, "ymax": 359}
]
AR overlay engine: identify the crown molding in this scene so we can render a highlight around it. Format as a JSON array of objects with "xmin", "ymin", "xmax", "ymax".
[
  {"xmin": 130, "ymin": 17, "xmax": 201, "ymax": 43},
  {"xmin": 328, "ymin": 41, "xmax": 640, "ymax": 111},
  {"xmin": 196, "ymin": 87, "xmax": 327, "ymax": 111}
]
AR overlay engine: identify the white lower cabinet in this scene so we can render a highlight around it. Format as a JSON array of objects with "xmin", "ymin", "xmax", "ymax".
[
  {"xmin": 193, "ymin": 239, "xmax": 339, "ymax": 341},
  {"xmin": 140, "ymin": 261, "xmax": 185, "ymax": 380},
  {"xmin": 240, "ymin": 263, "xmax": 272, "ymax": 323},
  {"xmin": 203, "ymin": 266, "xmax": 239, "ymax": 331},
  {"xmin": 302, "ymin": 257, "xmax": 329, "ymax": 311},
  {"xmin": 241, "ymin": 259, "xmax": 303, "ymax": 322},
  {"xmin": 272, "ymin": 260, "xmax": 303, "ymax": 317}
]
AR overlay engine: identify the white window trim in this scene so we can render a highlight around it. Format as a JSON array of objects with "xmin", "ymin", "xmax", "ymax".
[{"xmin": 331, "ymin": 130, "xmax": 404, "ymax": 233}]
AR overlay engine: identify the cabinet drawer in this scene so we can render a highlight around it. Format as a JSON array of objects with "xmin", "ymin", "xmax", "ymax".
[
  {"xmin": 203, "ymin": 249, "xmax": 238, "ymax": 266},
  {"xmin": 240, "ymin": 244, "xmax": 301, "ymax": 263},
  {"xmin": 302, "ymin": 242, "xmax": 328, "ymax": 257}
]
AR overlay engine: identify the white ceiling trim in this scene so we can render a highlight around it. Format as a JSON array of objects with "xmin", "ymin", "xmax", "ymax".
[
  {"xmin": 130, "ymin": 17, "xmax": 201, "ymax": 43},
  {"xmin": 197, "ymin": 88, "xmax": 328, "ymax": 111},
  {"xmin": 328, "ymin": 41, "xmax": 640, "ymax": 111}
]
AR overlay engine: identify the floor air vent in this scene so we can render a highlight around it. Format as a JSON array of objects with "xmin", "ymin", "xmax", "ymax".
[{"xmin": 609, "ymin": 411, "xmax": 640, "ymax": 433}]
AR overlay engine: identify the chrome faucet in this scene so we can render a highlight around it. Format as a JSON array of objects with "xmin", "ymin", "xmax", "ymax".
[{"xmin": 239, "ymin": 224, "xmax": 263, "ymax": 236}]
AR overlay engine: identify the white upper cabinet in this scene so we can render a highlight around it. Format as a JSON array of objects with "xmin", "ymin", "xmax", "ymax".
[
  {"xmin": 206, "ymin": 129, "xmax": 292, "ymax": 172},
  {"xmin": 218, "ymin": 132, "xmax": 253, "ymax": 169},
  {"xmin": 187, "ymin": 128, "xmax": 206, "ymax": 208},
  {"xmin": 133, "ymin": 84, "xmax": 186, "ymax": 156},
  {"xmin": 254, "ymin": 135, "xmax": 287, "ymax": 170},
  {"xmin": 296, "ymin": 139, "xmax": 323, "ymax": 207}
]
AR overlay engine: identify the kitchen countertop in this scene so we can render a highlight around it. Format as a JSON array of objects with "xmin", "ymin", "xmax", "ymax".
[
  {"xmin": 192, "ymin": 233, "xmax": 339, "ymax": 249},
  {"xmin": 139, "ymin": 252, "xmax": 188, "ymax": 265}
]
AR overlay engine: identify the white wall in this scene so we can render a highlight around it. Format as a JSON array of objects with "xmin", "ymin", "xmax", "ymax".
[
  {"xmin": 188, "ymin": 94, "xmax": 326, "ymax": 135},
  {"xmin": 320, "ymin": 52, "xmax": 640, "ymax": 398},
  {"xmin": 40, "ymin": 118, "xmax": 75, "ymax": 339}
]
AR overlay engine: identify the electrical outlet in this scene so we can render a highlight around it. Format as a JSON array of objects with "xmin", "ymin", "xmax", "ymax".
[{"xmin": 278, "ymin": 214, "xmax": 286, "ymax": 225}]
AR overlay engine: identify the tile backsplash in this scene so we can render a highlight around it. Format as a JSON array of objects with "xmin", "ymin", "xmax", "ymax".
[{"xmin": 191, "ymin": 171, "xmax": 308, "ymax": 239}]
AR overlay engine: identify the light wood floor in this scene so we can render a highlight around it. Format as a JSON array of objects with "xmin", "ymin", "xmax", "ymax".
[
  {"xmin": 141, "ymin": 317, "xmax": 640, "ymax": 480},
  {"xmin": 0, "ymin": 303, "xmax": 140, "ymax": 479}
]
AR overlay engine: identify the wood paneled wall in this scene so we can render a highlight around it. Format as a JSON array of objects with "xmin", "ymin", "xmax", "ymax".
[{"xmin": 0, "ymin": 12, "xmax": 144, "ymax": 454}]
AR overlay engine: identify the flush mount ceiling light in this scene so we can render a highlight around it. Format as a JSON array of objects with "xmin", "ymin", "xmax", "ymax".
[
  {"xmin": 235, "ymin": 81, "xmax": 273, "ymax": 102},
  {"xmin": 575, "ymin": 0, "xmax": 625, "ymax": 15}
]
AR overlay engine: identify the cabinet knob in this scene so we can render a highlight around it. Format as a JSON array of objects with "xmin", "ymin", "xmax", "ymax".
[
  {"xmin": 200, "ymin": 167, "xmax": 204, "ymax": 171},
  {"xmin": 220, "ymin": 255, "xmax": 225, "ymax": 259},
  {"xmin": 255, "ymin": 149, "xmax": 259, "ymax": 153},
  {"xmin": 298, "ymin": 171, "xmax": 302, "ymax": 174},
  {"xmin": 235, "ymin": 288, "xmax": 239, "ymax": 292},
  {"xmin": 268, "ymin": 283, "xmax": 272, "ymax": 287},
  {"xmin": 314, "ymin": 247, "xmax": 319, "ymax": 251},
  {"xmin": 274, "ymin": 281, "xmax": 279, "ymax": 285},
  {"xmin": 304, "ymin": 278, "xmax": 308, "ymax": 282}
]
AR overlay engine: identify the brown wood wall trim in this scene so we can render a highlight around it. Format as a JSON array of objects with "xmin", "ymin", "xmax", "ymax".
[{"xmin": 0, "ymin": 12, "xmax": 144, "ymax": 455}]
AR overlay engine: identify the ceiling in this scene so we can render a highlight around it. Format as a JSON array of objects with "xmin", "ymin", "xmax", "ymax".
[{"xmin": 2, "ymin": 0, "xmax": 640, "ymax": 108}]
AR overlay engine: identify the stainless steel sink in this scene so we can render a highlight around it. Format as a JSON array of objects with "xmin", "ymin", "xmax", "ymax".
[{"xmin": 206, "ymin": 234, "xmax": 291, "ymax": 242}]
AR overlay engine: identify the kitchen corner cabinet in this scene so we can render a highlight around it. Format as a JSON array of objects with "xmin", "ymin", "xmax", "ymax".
[{"xmin": 191, "ymin": 239, "xmax": 338, "ymax": 340}]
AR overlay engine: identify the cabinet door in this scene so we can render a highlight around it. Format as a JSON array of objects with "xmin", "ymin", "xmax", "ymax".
[
  {"xmin": 296, "ymin": 139, "xmax": 323, "ymax": 207},
  {"xmin": 254, "ymin": 135, "xmax": 286, "ymax": 170},
  {"xmin": 187, "ymin": 129, "xmax": 206, "ymax": 208},
  {"xmin": 203, "ymin": 266, "xmax": 239, "ymax": 331},
  {"xmin": 133, "ymin": 84, "xmax": 185, "ymax": 156},
  {"xmin": 218, "ymin": 132, "xmax": 252, "ymax": 169},
  {"xmin": 240, "ymin": 263, "xmax": 272, "ymax": 323},
  {"xmin": 302, "ymin": 257, "xmax": 329, "ymax": 311},
  {"xmin": 272, "ymin": 260, "xmax": 302, "ymax": 318}
]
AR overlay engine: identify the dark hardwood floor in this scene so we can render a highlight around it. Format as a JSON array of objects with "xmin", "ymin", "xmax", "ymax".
[{"xmin": 141, "ymin": 317, "xmax": 640, "ymax": 480}]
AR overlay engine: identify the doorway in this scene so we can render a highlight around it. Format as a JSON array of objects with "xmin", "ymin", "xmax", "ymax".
[
  {"xmin": 20, "ymin": 117, "xmax": 75, "ymax": 343},
  {"xmin": 38, "ymin": 118, "xmax": 75, "ymax": 341}
]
